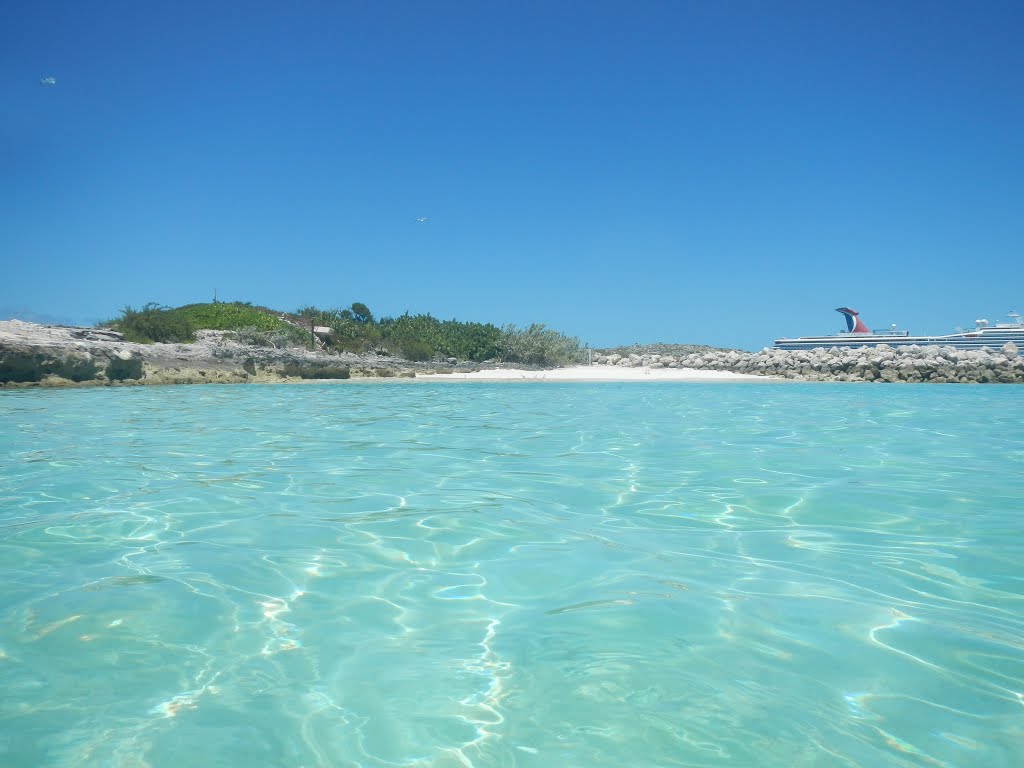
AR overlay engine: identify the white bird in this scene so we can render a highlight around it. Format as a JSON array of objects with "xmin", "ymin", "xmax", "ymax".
[
  {"xmin": 40, "ymin": 76, "xmax": 56, "ymax": 86},
  {"xmin": 414, "ymin": 216, "xmax": 429, "ymax": 223}
]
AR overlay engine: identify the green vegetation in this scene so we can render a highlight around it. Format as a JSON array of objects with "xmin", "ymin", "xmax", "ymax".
[
  {"xmin": 499, "ymin": 323, "xmax": 584, "ymax": 367},
  {"xmin": 377, "ymin": 314, "xmax": 503, "ymax": 362},
  {"xmin": 104, "ymin": 299, "xmax": 585, "ymax": 366},
  {"xmin": 109, "ymin": 303, "xmax": 196, "ymax": 344},
  {"xmin": 106, "ymin": 302, "xmax": 294, "ymax": 345},
  {"xmin": 296, "ymin": 305, "xmax": 384, "ymax": 353},
  {"xmin": 174, "ymin": 302, "xmax": 281, "ymax": 331}
]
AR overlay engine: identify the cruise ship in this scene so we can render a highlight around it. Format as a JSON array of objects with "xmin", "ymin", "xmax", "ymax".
[{"xmin": 774, "ymin": 307, "xmax": 1024, "ymax": 351}]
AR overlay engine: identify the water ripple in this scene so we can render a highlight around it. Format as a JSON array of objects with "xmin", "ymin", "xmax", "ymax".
[{"xmin": 1, "ymin": 382, "xmax": 1022, "ymax": 766}]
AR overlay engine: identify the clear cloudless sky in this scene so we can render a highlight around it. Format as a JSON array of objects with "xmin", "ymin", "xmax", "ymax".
[{"xmin": 2, "ymin": 0, "xmax": 1022, "ymax": 349}]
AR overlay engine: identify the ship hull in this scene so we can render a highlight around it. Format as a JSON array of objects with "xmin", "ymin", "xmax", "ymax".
[{"xmin": 774, "ymin": 330, "xmax": 1024, "ymax": 351}]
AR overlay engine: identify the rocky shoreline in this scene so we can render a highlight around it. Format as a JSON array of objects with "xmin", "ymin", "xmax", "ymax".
[
  {"xmin": 0, "ymin": 320, "xmax": 483, "ymax": 387},
  {"xmin": 593, "ymin": 342, "xmax": 1023, "ymax": 383},
  {"xmin": 3, "ymin": 320, "xmax": 1022, "ymax": 387}
]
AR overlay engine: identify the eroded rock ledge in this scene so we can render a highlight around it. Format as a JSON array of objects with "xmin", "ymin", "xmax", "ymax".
[
  {"xmin": 0, "ymin": 320, "xmax": 475, "ymax": 388},
  {"xmin": 594, "ymin": 342, "xmax": 1023, "ymax": 383}
]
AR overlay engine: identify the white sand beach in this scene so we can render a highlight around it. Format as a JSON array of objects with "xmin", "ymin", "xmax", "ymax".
[{"xmin": 416, "ymin": 365, "xmax": 774, "ymax": 382}]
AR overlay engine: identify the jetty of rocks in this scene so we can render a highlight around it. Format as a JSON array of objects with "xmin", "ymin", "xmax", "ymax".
[{"xmin": 593, "ymin": 342, "xmax": 1022, "ymax": 383}]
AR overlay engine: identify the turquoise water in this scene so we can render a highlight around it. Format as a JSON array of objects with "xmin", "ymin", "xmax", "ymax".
[{"xmin": 1, "ymin": 382, "xmax": 1022, "ymax": 767}]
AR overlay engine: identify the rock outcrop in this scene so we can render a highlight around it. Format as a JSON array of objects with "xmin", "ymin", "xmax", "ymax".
[
  {"xmin": 593, "ymin": 343, "xmax": 1024, "ymax": 383},
  {"xmin": 0, "ymin": 321, "xmax": 476, "ymax": 387}
]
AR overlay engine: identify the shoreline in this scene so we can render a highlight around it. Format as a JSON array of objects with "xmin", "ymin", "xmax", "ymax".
[
  {"xmin": 0, "ymin": 319, "xmax": 437, "ymax": 388},
  {"xmin": 4, "ymin": 319, "xmax": 1022, "ymax": 387},
  {"xmin": 415, "ymin": 365, "xmax": 774, "ymax": 382}
]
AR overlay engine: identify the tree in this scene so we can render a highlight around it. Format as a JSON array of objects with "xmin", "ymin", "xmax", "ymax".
[{"xmin": 350, "ymin": 302, "xmax": 373, "ymax": 324}]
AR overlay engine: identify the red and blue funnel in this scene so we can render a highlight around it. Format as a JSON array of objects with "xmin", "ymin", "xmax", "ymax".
[{"xmin": 835, "ymin": 307, "xmax": 870, "ymax": 334}]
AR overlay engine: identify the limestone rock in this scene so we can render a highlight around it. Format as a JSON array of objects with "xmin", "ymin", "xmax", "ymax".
[
  {"xmin": 1, "ymin": 320, "xmax": 430, "ymax": 388},
  {"xmin": 587, "ymin": 340, "xmax": 1024, "ymax": 384}
]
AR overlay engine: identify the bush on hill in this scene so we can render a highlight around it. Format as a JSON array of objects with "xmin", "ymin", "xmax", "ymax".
[
  {"xmin": 107, "ymin": 302, "xmax": 296, "ymax": 345},
  {"xmin": 175, "ymin": 302, "xmax": 281, "ymax": 331},
  {"xmin": 440, "ymin": 320, "xmax": 503, "ymax": 361},
  {"xmin": 378, "ymin": 313, "xmax": 443, "ymax": 359},
  {"xmin": 102, "ymin": 299, "xmax": 586, "ymax": 365},
  {"xmin": 377, "ymin": 313, "xmax": 503, "ymax": 362},
  {"xmin": 109, "ymin": 303, "xmax": 196, "ymax": 344},
  {"xmin": 297, "ymin": 304, "xmax": 384, "ymax": 353},
  {"xmin": 397, "ymin": 340, "xmax": 434, "ymax": 361},
  {"xmin": 499, "ymin": 324, "xmax": 583, "ymax": 367}
]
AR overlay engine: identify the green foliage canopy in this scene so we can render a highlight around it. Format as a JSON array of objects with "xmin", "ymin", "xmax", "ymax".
[
  {"xmin": 103, "ymin": 299, "xmax": 584, "ymax": 366},
  {"xmin": 175, "ymin": 302, "xmax": 281, "ymax": 331},
  {"xmin": 499, "ymin": 323, "xmax": 583, "ymax": 367},
  {"xmin": 110, "ymin": 303, "xmax": 195, "ymax": 344},
  {"xmin": 377, "ymin": 314, "xmax": 503, "ymax": 362},
  {"xmin": 109, "ymin": 302, "xmax": 290, "ymax": 344}
]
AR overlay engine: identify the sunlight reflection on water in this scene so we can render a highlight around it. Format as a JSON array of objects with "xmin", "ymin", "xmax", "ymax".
[{"xmin": 1, "ymin": 382, "xmax": 1022, "ymax": 767}]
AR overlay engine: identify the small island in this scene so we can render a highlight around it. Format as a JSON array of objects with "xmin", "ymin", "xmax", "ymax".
[
  {"xmin": 2, "ymin": 300, "xmax": 1022, "ymax": 387},
  {"xmin": 0, "ymin": 300, "xmax": 589, "ymax": 387}
]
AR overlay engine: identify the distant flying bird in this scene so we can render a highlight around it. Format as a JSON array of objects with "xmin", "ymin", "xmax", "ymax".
[
  {"xmin": 39, "ymin": 76, "xmax": 56, "ymax": 86},
  {"xmin": 414, "ymin": 217, "xmax": 429, "ymax": 223}
]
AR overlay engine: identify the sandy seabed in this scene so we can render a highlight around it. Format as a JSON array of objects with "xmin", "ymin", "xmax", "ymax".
[{"xmin": 415, "ymin": 365, "xmax": 775, "ymax": 382}]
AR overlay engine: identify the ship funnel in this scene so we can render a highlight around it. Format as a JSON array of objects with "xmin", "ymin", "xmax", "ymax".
[{"xmin": 835, "ymin": 307, "xmax": 870, "ymax": 334}]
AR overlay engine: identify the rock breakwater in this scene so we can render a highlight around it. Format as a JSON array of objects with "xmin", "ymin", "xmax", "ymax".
[{"xmin": 594, "ymin": 342, "xmax": 1023, "ymax": 383}]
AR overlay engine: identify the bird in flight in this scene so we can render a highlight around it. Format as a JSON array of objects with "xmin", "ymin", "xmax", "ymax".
[
  {"xmin": 40, "ymin": 76, "xmax": 56, "ymax": 86},
  {"xmin": 414, "ymin": 216, "xmax": 429, "ymax": 223}
]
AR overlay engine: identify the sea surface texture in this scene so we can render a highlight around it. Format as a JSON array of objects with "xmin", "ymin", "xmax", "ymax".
[{"xmin": 1, "ymin": 382, "xmax": 1022, "ymax": 767}]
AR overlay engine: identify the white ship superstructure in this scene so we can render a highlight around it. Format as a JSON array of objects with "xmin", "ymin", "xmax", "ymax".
[{"xmin": 774, "ymin": 308, "xmax": 1024, "ymax": 351}]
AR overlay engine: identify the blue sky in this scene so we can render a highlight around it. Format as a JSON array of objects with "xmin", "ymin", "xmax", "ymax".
[{"xmin": 2, "ymin": 1, "xmax": 1022, "ymax": 350}]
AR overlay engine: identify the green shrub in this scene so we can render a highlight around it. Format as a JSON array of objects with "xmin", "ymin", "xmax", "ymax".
[
  {"xmin": 107, "ymin": 302, "xmax": 305, "ymax": 345},
  {"xmin": 378, "ymin": 314, "xmax": 502, "ymax": 361},
  {"xmin": 439, "ymin": 320, "xmax": 502, "ymax": 361},
  {"xmin": 103, "ymin": 299, "xmax": 586, "ymax": 366},
  {"xmin": 330, "ymin": 318, "xmax": 382, "ymax": 353},
  {"xmin": 294, "ymin": 304, "xmax": 384, "ymax": 353},
  {"xmin": 399, "ymin": 340, "xmax": 434, "ymax": 361},
  {"xmin": 498, "ymin": 324, "xmax": 583, "ymax": 367},
  {"xmin": 175, "ymin": 302, "xmax": 281, "ymax": 331},
  {"xmin": 379, "ymin": 313, "xmax": 442, "ymax": 358},
  {"xmin": 110, "ymin": 304, "xmax": 195, "ymax": 344}
]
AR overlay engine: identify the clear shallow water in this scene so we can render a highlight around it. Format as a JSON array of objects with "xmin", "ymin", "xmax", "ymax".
[{"xmin": 1, "ymin": 381, "xmax": 1022, "ymax": 768}]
